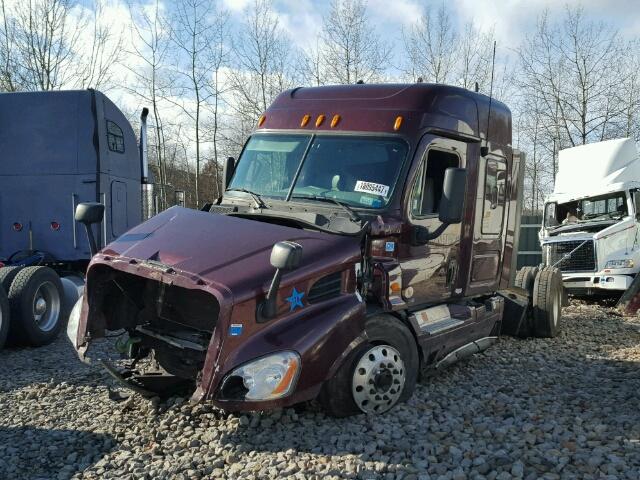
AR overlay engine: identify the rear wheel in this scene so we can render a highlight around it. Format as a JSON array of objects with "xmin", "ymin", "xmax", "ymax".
[
  {"xmin": 8, "ymin": 266, "xmax": 64, "ymax": 346},
  {"xmin": 532, "ymin": 268, "xmax": 563, "ymax": 338},
  {"xmin": 0, "ymin": 288, "xmax": 9, "ymax": 349},
  {"xmin": 319, "ymin": 315, "xmax": 419, "ymax": 417},
  {"xmin": 0, "ymin": 266, "xmax": 23, "ymax": 293},
  {"xmin": 514, "ymin": 266, "xmax": 538, "ymax": 295}
]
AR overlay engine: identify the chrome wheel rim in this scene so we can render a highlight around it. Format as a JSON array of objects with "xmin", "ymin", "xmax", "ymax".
[
  {"xmin": 352, "ymin": 345, "xmax": 405, "ymax": 414},
  {"xmin": 32, "ymin": 281, "xmax": 61, "ymax": 332}
]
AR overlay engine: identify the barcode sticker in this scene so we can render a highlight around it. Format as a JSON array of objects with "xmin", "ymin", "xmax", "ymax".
[{"xmin": 354, "ymin": 180, "xmax": 390, "ymax": 197}]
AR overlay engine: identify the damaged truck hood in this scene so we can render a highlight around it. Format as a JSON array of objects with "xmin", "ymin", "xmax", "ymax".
[{"xmin": 99, "ymin": 206, "xmax": 361, "ymax": 299}]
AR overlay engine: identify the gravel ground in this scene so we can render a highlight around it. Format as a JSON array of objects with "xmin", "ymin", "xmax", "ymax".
[{"xmin": 1, "ymin": 300, "xmax": 639, "ymax": 480}]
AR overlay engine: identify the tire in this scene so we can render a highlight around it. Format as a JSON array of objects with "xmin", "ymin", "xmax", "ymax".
[
  {"xmin": 532, "ymin": 268, "xmax": 563, "ymax": 338},
  {"xmin": 514, "ymin": 266, "xmax": 538, "ymax": 296},
  {"xmin": 8, "ymin": 266, "xmax": 64, "ymax": 347},
  {"xmin": 319, "ymin": 315, "xmax": 419, "ymax": 417},
  {"xmin": 0, "ymin": 266, "xmax": 23, "ymax": 293},
  {"xmin": 0, "ymin": 288, "xmax": 9, "ymax": 349}
]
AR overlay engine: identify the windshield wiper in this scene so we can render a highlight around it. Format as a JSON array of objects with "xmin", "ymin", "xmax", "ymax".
[
  {"xmin": 290, "ymin": 194, "xmax": 361, "ymax": 222},
  {"xmin": 226, "ymin": 188, "xmax": 267, "ymax": 209}
]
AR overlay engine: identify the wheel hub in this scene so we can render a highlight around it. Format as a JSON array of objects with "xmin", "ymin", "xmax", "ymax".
[
  {"xmin": 34, "ymin": 297, "xmax": 47, "ymax": 316},
  {"xmin": 31, "ymin": 281, "xmax": 61, "ymax": 331},
  {"xmin": 352, "ymin": 345, "xmax": 405, "ymax": 414},
  {"xmin": 373, "ymin": 369, "xmax": 393, "ymax": 392}
]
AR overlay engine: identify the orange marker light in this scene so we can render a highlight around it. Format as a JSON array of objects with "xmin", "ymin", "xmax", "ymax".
[
  {"xmin": 271, "ymin": 358, "xmax": 299, "ymax": 395},
  {"xmin": 390, "ymin": 282, "xmax": 401, "ymax": 293},
  {"xmin": 315, "ymin": 114, "xmax": 325, "ymax": 127},
  {"xmin": 393, "ymin": 116, "xmax": 403, "ymax": 131},
  {"xmin": 330, "ymin": 114, "xmax": 341, "ymax": 128},
  {"xmin": 300, "ymin": 114, "xmax": 310, "ymax": 127},
  {"xmin": 258, "ymin": 114, "xmax": 266, "ymax": 127}
]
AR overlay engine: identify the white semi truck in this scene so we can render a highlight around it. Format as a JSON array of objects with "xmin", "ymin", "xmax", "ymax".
[{"xmin": 539, "ymin": 138, "xmax": 640, "ymax": 295}]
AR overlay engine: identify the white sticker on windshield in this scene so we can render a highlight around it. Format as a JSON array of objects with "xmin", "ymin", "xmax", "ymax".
[{"xmin": 354, "ymin": 180, "xmax": 389, "ymax": 197}]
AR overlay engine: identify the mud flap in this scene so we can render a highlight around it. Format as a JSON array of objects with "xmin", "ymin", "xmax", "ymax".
[
  {"xmin": 101, "ymin": 360, "xmax": 192, "ymax": 398},
  {"xmin": 496, "ymin": 288, "xmax": 530, "ymax": 337},
  {"xmin": 616, "ymin": 273, "xmax": 640, "ymax": 315}
]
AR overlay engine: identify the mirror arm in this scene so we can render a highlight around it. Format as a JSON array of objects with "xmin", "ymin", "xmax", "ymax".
[
  {"xmin": 84, "ymin": 224, "xmax": 99, "ymax": 256},
  {"xmin": 423, "ymin": 222, "xmax": 450, "ymax": 242},
  {"xmin": 260, "ymin": 268, "xmax": 283, "ymax": 320}
]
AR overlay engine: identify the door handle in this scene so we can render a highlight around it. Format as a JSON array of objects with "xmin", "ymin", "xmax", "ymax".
[{"xmin": 446, "ymin": 259, "xmax": 458, "ymax": 288}]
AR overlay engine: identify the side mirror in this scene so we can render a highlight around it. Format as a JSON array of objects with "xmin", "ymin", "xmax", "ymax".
[
  {"xmin": 438, "ymin": 167, "xmax": 467, "ymax": 224},
  {"xmin": 259, "ymin": 241, "xmax": 303, "ymax": 321},
  {"xmin": 270, "ymin": 241, "xmax": 303, "ymax": 270},
  {"xmin": 75, "ymin": 202, "xmax": 105, "ymax": 225},
  {"xmin": 75, "ymin": 202, "xmax": 105, "ymax": 256},
  {"xmin": 223, "ymin": 157, "xmax": 236, "ymax": 189}
]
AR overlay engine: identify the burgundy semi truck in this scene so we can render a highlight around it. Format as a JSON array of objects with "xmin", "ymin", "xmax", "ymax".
[{"xmin": 68, "ymin": 84, "xmax": 563, "ymax": 416}]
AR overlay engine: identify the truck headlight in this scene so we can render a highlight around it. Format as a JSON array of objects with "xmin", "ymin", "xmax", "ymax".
[
  {"xmin": 605, "ymin": 259, "xmax": 634, "ymax": 269},
  {"xmin": 222, "ymin": 351, "xmax": 300, "ymax": 401}
]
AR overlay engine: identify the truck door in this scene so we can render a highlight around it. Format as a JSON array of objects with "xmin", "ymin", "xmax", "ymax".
[
  {"xmin": 110, "ymin": 180, "xmax": 128, "ymax": 238},
  {"xmin": 466, "ymin": 154, "xmax": 508, "ymax": 295},
  {"xmin": 401, "ymin": 137, "xmax": 465, "ymax": 305}
]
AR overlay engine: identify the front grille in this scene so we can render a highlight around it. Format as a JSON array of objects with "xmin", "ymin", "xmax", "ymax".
[{"xmin": 546, "ymin": 240, "xmax": 596, "ymax": 272}]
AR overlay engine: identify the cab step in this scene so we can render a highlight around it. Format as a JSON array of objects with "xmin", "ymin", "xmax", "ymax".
[{"xmin": 409, "ymin": 305, "xmax": 465, "ymax": 335}]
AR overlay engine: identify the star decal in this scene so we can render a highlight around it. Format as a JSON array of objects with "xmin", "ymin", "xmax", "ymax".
[{"xmin": 285, "ymin": 287, "xmax": 305, "ymax": 312}]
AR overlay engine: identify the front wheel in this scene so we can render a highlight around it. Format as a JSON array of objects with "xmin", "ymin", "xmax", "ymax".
[
  {"xmin": 319, "ymin": 315, "xmax": 419, "ymax": 417},
  {"xmin": 8, "ymin": 266, "xmax": 64, "ymax": 346}
]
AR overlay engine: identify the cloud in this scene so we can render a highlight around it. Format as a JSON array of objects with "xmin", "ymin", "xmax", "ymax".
[
  {"xmin": 222, "ymin": 0, "xmax": 252, "ymax": 13},
  {"xmin": 368, "ymin": 0, "xmax": 422, "ymax": 29}
]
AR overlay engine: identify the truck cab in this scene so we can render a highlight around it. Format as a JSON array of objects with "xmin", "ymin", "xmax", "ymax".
[
  {"xmin": 540, "ymin": 138, "xmax": 640, "ymax": 294},
  {"xmin": 0, "ymin": 90, "xmax": 148, "ymax": 350},
  {"xmin": 68, "ymin": 84, "xmax": 561, "ymax": 416}
]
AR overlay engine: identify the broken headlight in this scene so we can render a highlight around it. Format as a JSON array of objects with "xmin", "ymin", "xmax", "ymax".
[
  {"xmin": 221, "ymin": 351, "xmax": 300, "ymax": 401},
  {"xmin": 605, "ymin": 259, "xmax": 634, "ymax": 269}
]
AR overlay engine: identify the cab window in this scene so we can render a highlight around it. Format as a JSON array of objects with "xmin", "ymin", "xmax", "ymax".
[
  {"xmin": 410, "ymin": 149, "xmax": 459, "ymax": 217},
  {"xmin": 481, "ymin": 158, "xmax": 507, "ymax": 234},
  {"xmin": 107, "ymin": 120, "xmax": 125, "ymax": 153}
]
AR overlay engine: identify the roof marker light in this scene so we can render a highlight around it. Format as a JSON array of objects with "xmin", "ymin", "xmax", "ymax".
[
  {"xmin": 330, "ymin": 114, "xmax": 341, "ymax": 128},
  {"xmin": 393, "ymin": 116, "xmax": 403, "ymax": 131},
  {"xmin": 300, "ymin": 114, "xmax": 310, "ymax": 127},
  {"xmin": 315, "ymin": 114, "xmax": 325, "ymax": 127},
  {"xmin": 258, "ymin": 114, "xmax": 266, "ymax": 127}
]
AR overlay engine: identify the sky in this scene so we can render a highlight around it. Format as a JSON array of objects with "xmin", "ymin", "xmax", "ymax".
[{"xmin": 220, "ymin": 0, "xmax": 640, "ymax": 63}]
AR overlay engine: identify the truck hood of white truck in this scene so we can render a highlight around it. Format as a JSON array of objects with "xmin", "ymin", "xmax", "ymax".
[
  {"xmin": 549, "ymin": 138, "xmax": 640, "ymax": 203},
  {"xmin": 542, "ymin": 217, "xmax": 636, "ymax": 243}
]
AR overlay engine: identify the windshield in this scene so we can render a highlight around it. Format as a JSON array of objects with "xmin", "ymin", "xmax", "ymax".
[
  {"xmin": 544, "ymin": 191, "xmax": 628, "ymax": 227},
  {"xmin": 228, "ymin": 134, "xmax": 408, "ymax": 209}
]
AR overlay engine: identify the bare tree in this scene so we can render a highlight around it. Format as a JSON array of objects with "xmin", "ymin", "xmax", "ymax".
[
  {"xmin": 298, "ymin": 38, "xmax": 324, "ymax": 87},
  {"xmin": 75, "ymin": 0, "xmax": 124, "ymax": 90},
  {"xmin": 0, "ymin": 0, "xmax": 121, "ymax": 92},
  {"xmin": 125, "ymin": 0, "xmax": 173, "ymax": 209},
  {"xmin": 402, "ymin": 4, "xmax": 456, "ymax": 84},
  {"xmin": 518, "ymin": 7, "xmax": 630, "ymax": 148},
  {"xmin": 321, "ymin": 0, "xmax": 390, "ymax": 84},
  {"xmin": 229, "ymin": 0, "xmax": 294, "ymax": 146},
  {"xmin": 171, "ymin": 0, "xmax": 229, "ymax": 207},
  {"xmin": 402, "ymin": 4, "xmax": 500, "ymax": 96}
]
